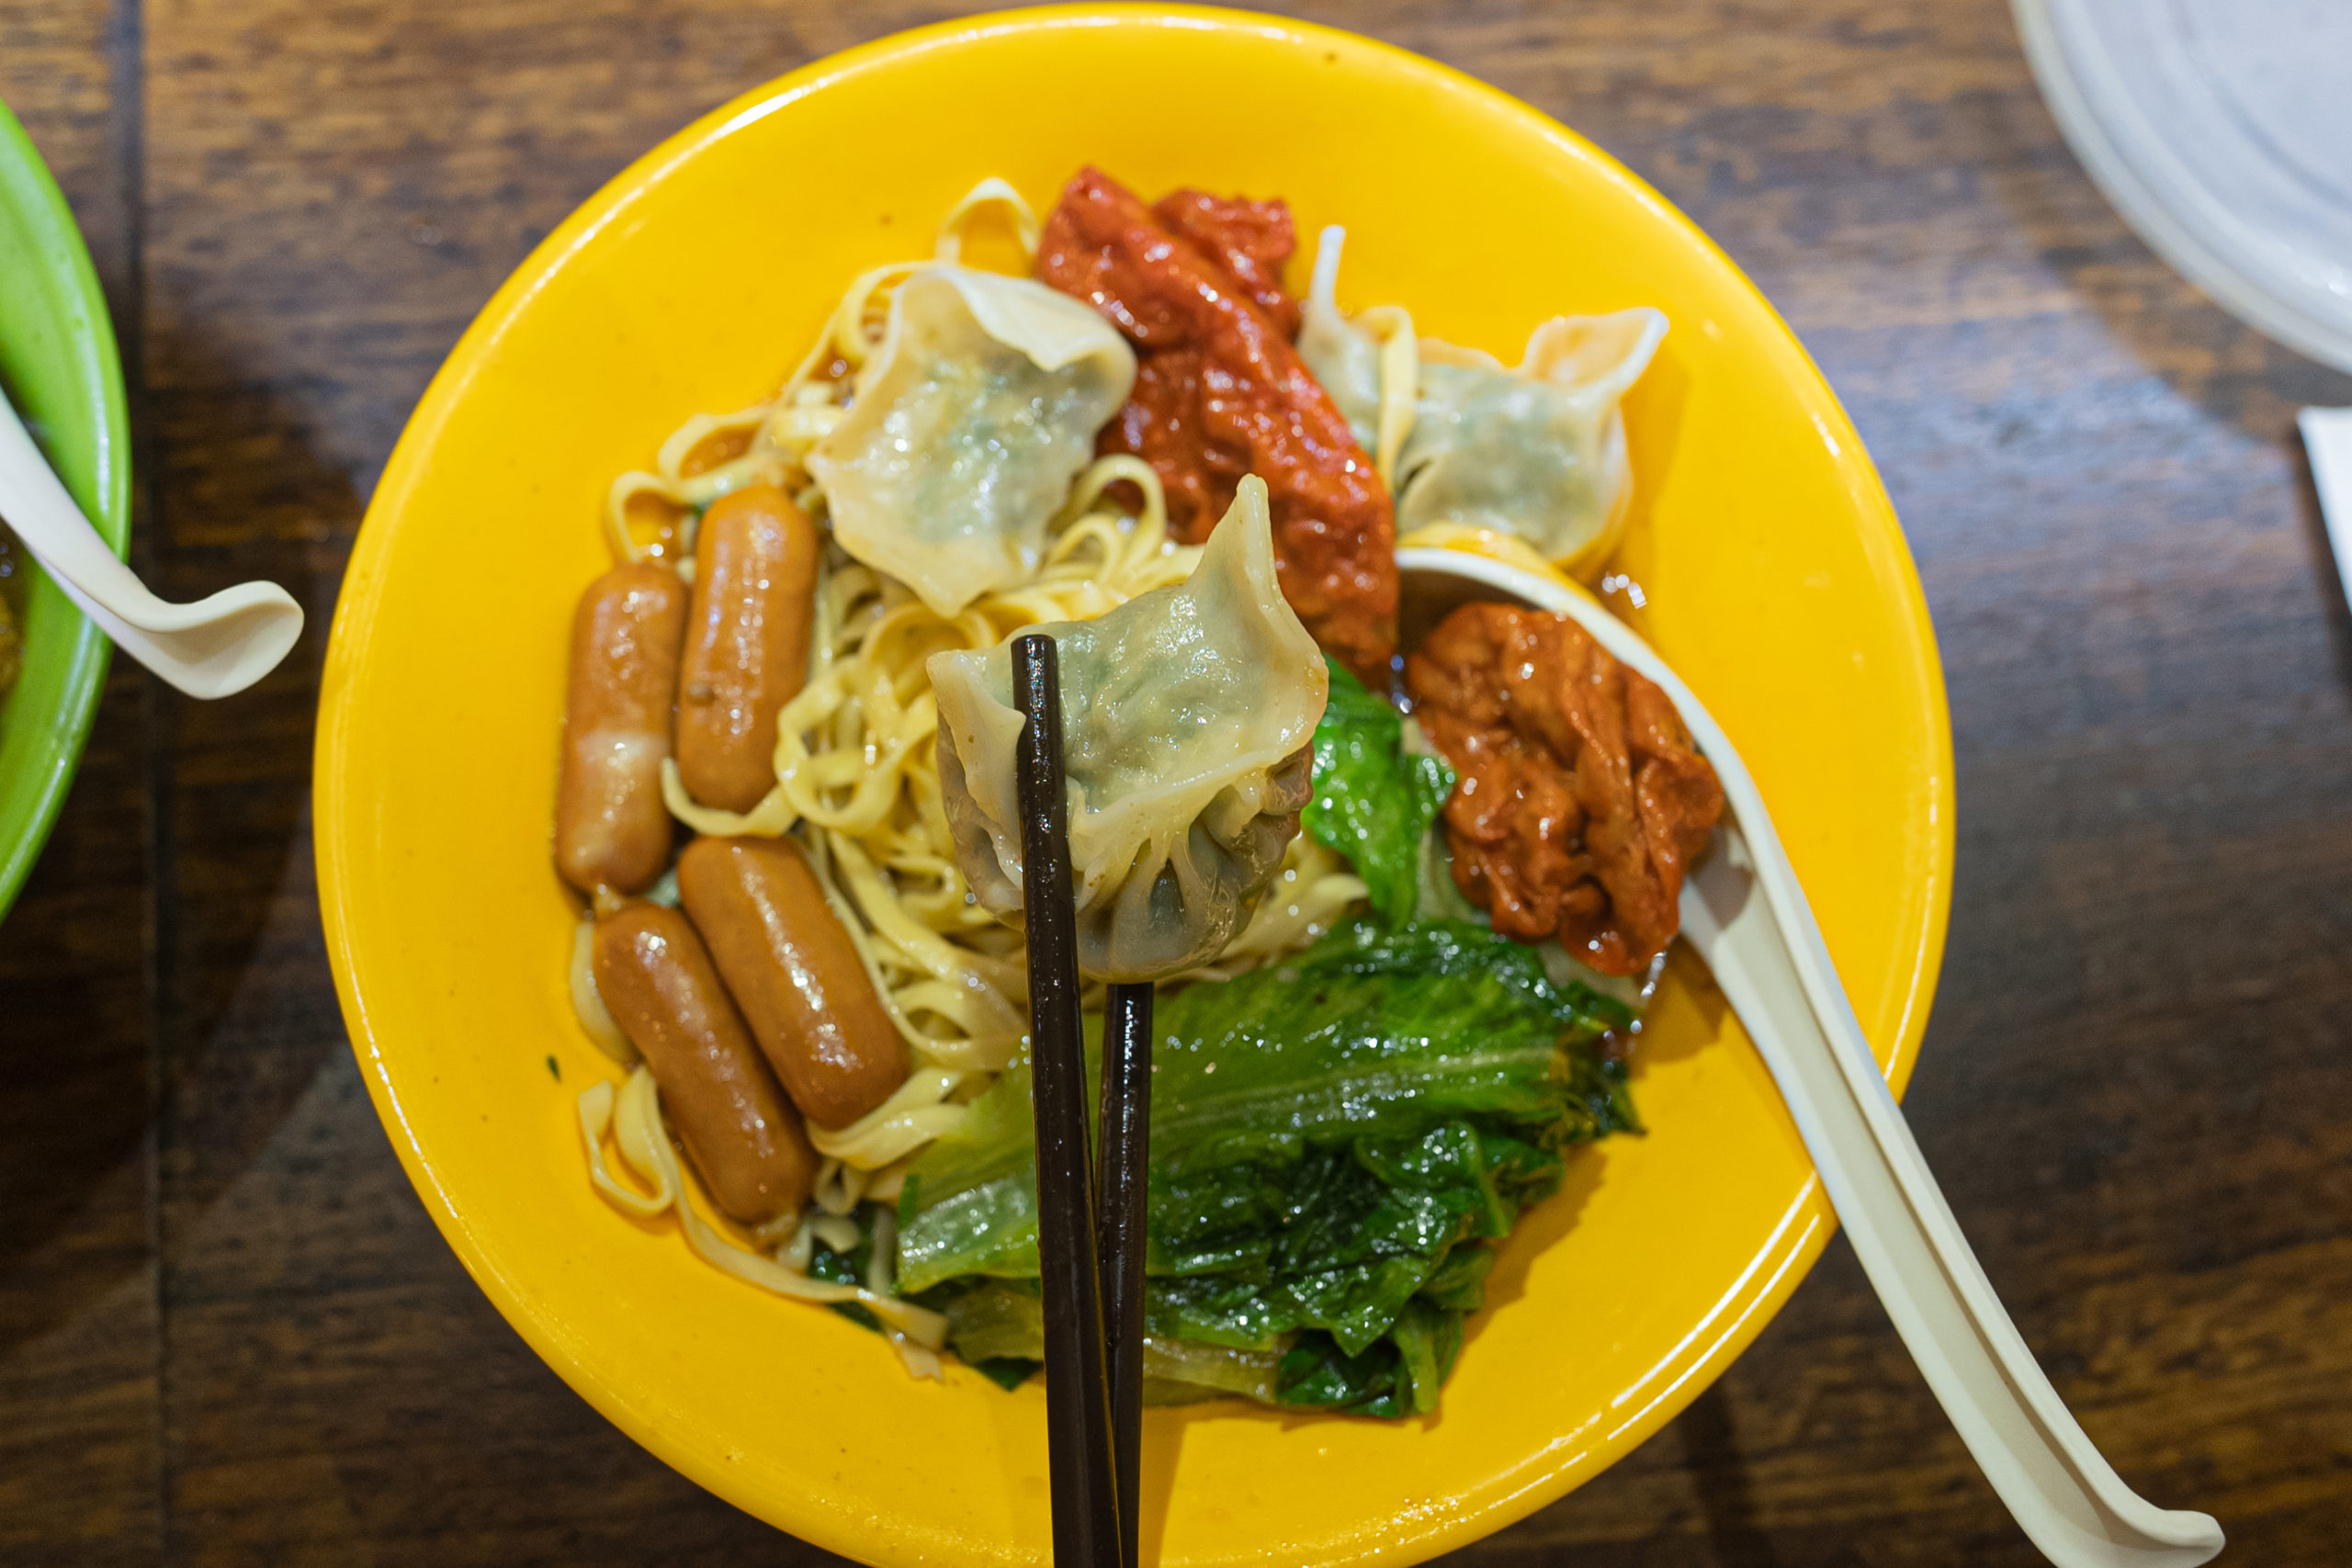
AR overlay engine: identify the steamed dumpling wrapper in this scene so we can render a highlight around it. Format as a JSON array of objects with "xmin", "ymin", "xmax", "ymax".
[
  {"xmin": 929, "ymin": 477, "xmax": 1329, "ymax": 982},
  {"xmin": 1292, "ymin": 231, "xmax": 1390, "ymax": 463},
  {"xmin": 1399, "ymin": 318, "xmax": 1668, "ymax": 570},
  {"xmin": 808, "ymin": 265, "xmax": 1136, "ymax": 617},
  {"xmin": 1297, "ymin": 228, "xmax": 1667, "ymax": 576}
]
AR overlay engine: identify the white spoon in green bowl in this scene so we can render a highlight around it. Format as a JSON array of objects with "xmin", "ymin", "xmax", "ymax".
[
  {"xmin": 1397, "ymin": 546, "xmax": 2224, "ymax": 1568},
  {"xmin": 0, "ymin": 391, "xmax": 300, "ymax": 699}
]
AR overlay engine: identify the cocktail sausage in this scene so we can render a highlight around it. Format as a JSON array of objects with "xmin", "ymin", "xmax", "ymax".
[
  {"xmin": 676, "ymin": 484, "xmax": 821, "ymax": 813},
  {"xmin": 592, "ymin": 902, "xmax": 819, "ymax": 1224},
  {"xmin": 677, "ymin": 835, "xmax": 907, "ymax": 1129},
  {"xmin": 556, "ymin": 562, "xmax": 685, "ymax": 896}
]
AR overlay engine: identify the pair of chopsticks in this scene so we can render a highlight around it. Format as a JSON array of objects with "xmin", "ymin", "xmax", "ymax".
[{"xmin": 1012, "ymin": 634, "xmax": 1152, "ymax": 1568}]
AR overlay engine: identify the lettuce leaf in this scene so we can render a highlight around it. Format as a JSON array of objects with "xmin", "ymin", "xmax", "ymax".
[
  {"xmin": 1276, "ymin": 1298, "xmax": 1464, "ymax": 1417},
  {"xmin": 897, "ymin": 918, "xmax": 1637, "ymax": 1415},
  {"xmin": 936, "ymin": 1280, "xmax": 1283, "ymax": 1402},
  {"xmin": 1303, "ymin": 658, "xmax": 1455, "ymax": 924},
  {"xmin": 806, "ymin": 1205, "xmax": 884, "ymax": 1332}
]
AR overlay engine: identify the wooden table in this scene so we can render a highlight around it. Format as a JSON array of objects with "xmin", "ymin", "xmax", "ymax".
[{"xmin": 4, "ymin": 2, "xmax": 2347, "ymax": 1562}]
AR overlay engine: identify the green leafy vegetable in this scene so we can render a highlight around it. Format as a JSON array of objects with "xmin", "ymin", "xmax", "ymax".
[
  {"xmin": 1275, "ymin": 1299, "xmax": 1464, "ymax": 1417},
  {"xmin": 897, "ymin": 919, "xmax": 1637, "ymax": 1416},
  {"xmin": 971, "ymin": 1356, "xmax": 1042, "ymax": 1392},
  {"xmin": 928, "ymin": 1278, "xmax": 1281, "ymax": 1400},
  {"xmin": 807, "ymin": 1206, "xmax": 884, "ymax": 1332},
  {"xmin": 1303, "ymin": 658, "xmax": 1455, "ymax": 925}
]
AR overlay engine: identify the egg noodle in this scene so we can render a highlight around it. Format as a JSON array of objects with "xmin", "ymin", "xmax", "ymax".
[{"xmin": 573, "ymin": 182, "xmax": 1365, "ymax": 1350}]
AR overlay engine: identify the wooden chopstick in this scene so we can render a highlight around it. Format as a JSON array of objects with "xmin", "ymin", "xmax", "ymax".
[
  {"xmin": 1012, "ymin": 634, "xmax": 1123, "ymax": 1567},
  {"xmin": 1099, "ymin": 981, "xmax": 1152, "ymax": 1568}
]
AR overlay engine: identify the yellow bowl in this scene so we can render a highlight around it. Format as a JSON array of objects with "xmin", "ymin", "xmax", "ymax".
[{"xmin": 315, "ymin": 7, "xmax": 1952, "ymax": 1564}]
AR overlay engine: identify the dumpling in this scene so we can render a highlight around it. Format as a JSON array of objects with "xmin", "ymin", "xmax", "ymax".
[
  {"xmin": 1399, "ymin": 316, "xmax": 1668, "ymax": 570},
  {"xmin": 808, "ymin": 265, "xmax": 1136, "ymax": 617},
  {"xmin": 928, "ymin": 476, "xmax": 1329, "ymax": 981},
  {"xmin": 1298, "ymin": 227, "xmax": 1668, "ymax": 576},
  {"xmin": 1295, "ymin": 229, "xmax": 1385, "ymax": 450}
]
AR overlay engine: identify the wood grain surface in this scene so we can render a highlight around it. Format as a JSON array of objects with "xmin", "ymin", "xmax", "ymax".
[{"xmin": 3, "ymin": 1, "xmax": 2348, "ymax": 1562}]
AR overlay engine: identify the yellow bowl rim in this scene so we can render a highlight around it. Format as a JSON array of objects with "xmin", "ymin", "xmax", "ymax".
[{"xmin": 314, "ymin": 5, "xmax": 1956, "ymax": 1558}]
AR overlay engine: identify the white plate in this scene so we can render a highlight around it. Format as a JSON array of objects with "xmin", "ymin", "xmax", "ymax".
[{"xmin": 2016, "ymin": 0, "xmax": 2352, "ymax": 373}]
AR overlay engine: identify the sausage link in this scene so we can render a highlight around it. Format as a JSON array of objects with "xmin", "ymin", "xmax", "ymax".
[
  {"xmin": 556, "ymin": 562, "xmax": 686, "ymax": 896},
  {"xmin": 676, "ymin": 484, "xmax": 821, "ymax": 812},
  {"xmin": 677, "ymin": 836, "xmax": 908, "ymax": 1129},
  {"xmin": 592, "ymin": 903, "xmax": 819, "ymax": 1224}
]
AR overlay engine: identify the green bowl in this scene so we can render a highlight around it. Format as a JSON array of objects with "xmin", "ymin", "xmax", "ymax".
[{"xmin": 0, "ymin": 98, "xmax": 131, "ymax": 920}]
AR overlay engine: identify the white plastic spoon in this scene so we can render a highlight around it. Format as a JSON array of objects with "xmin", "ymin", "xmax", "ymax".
[
  {"xmin": 0, "ymin": 392, "xmax": 300, "ymax": 699},
  {"xmin": 1397, "ymin": 547, "xmax": 2224, "ymax": 1568}
]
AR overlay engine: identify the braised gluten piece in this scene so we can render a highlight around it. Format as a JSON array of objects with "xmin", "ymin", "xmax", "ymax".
[
  {"xmin": 1407, "ymin": 602, "xmax": 1724, "ymax": 976},
  {"xmin": 1036, "ymin": 166, "xmax": 1397, "ymax": 683}
]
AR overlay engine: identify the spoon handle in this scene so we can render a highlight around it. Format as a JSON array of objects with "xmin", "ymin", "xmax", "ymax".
[
  {"xmin": 1393, "ymin": 547, "xmax": 2222, "ymax": 1566},
  {"xmin": 0, "ymin": 391, "xmax": 149, "ymax": 605},
  {"xmin": 1, "ymin": 391, "xmax": 302, "ymax": 698},
  {"xmin": 1679, "ymin": 823, "xmax": 2224, "ymax": 1567}
]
